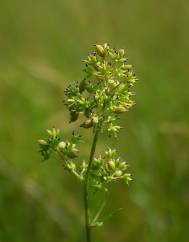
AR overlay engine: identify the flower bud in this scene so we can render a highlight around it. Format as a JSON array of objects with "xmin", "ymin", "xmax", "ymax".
[
  {"xmin": 106, "ymin": 160, "xmax": 115, "ymax": 172},
  {"xmin": 118, "ymin": 49, "xmax": 125, "ymax": 56},
  {"xmin": 123, "ymin": 173, "xmax": 132, "ymax": 184},
  {"xmin": 92, "ymin": 158, "xmax": 102, "ymax": 170},
  {"xmin": 104, "ymin": 43, "xmax": 109, "ymax": 49},
  {"xmin": 38, "ymin": 139, "xmax": 47, "ymax": 146},
  {"xmin": 58, "ymin": 141, "xmax": 66, "ymax": 151},
  {"xmin": 72, "ymin": 147, "xmax": 79, "ymax": 153},
  {"xmin": 81, "ymin": 161, "xmax": 88, "ymax": 169},
  {"xmin": 67, "ymin": 151, "xmax": 78, "ymax": 158},
  {"xmin": 119, "ymin": 161, "xmax": 127, "ymax": 170},
  {"xmin": 95, "ymin": 45, "xmax": 105, "ymax": 57},
  {"xmin": 114, "ymin": 106, "xmax": 126, "ymax": 114},
  {"xmin": 91, "ymin": 55, "xmax": 97, "ymax": 62},
  {"xmin": 92, "ymin": 116, "xmax": 99, "ymax": 124},
  {"xmin": 117, "ymin": 83, "xmax": 126, "ymax": 92},
  {"xmin": 47, "ymin": 128, "xmax": 60, "ymax": 138},
  {"xmin": 70, "ymin": 111, "xmax": 79, "ymax": 123},
  {"xmin": 114, "ymin": 170, "xmax": 123, "ymax": 177},
  {"xmin": 80, "ymin": 119, "xmax": 93, "ymax": 128},
  {"xmin": 122, "ymin": 64, "xmax": 132, "ymax": 70},
  {"xmin": 105, "ymin": 148, "xmax": 116, "ymax": 158}
]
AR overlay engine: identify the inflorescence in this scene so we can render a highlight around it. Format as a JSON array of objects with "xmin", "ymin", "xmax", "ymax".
[{"xmin": 38, "ymin": 43, "xmax": 137, "ymax": 191}]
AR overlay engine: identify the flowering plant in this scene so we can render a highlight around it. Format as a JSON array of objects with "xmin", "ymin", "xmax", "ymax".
[{"xmin": 38, "ymin": 43, "xmax": 137, "ymax": 242}]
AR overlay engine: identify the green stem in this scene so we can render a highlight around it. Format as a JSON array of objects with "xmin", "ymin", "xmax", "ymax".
[{"xmin": 83, "ymin": 130, "xmax": 99, "ymax": 242}]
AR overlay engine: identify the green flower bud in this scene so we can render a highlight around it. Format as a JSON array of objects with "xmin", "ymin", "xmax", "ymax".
[
  {"xmin": 67, "ymin": 151, "xmax": 78, "ymax": 159},
  {"xmin": 123, "ymin": 173, "xmax": 132, "ymax": 184},
  {"xmin": 38, "ymin": 139, "xmax": 47, "ymax": 146},
  {"xmin": 81, "ymin": 161, "xmax": 87, "ymax": 169},
  {"xmin": 92, "ymin": 116, "xmax": 99, "ymax": 124},
  {"xmin": 104, "ymin": 43, "xmax": 109, "ymax": 48},
  {"xmin": 105, "ymin": 148, "xmax": 116, "ymax": 158},
  {"xmin": 117, "ymin": 83, "xmax": 126, "ymax": 92},
  {"xmin": 47, "ymin": 128, "xmax": 60, "ymax": 138},
  {"xmin": 90, "ymin": 55, "xmax": 97, "ymax": 63},
  {"xmin": 118, "ymin": 49, "xmax": 125, "ymax": 57},
  {"xmin": 92, "ymin": 158, "xmax": 102, "ymax": 170},
  {"xmin": 119, "ymin": 161, "xmax": 127, "ymax": 170},
  {"xmin": 106, "ymin": 160, "xmax": 115, "ymax": 172},
  {"xmin": 80, "ymin": 119, "xmax": 93, "ymax": 128},
  {"xmin": 122, "ymin": 64, "xmax": 132, "ymax": 70},
  {"xmin": 95, "ymin": 45, "xmax": 105, "ymax": 57},
  {"xmin": 114, "ymin": 170, "xmax": 123, "ymax": 177},
  {"xmin": 58, "ymin": 141, "xmax": 66, "ymax": 151},
  {"xmin": 71, "ymin": 147, "xmax": 79, "ymax": 153},
  {"xmin": 114, "ymin": 106, "xmax": 126, "ymax": 114}
]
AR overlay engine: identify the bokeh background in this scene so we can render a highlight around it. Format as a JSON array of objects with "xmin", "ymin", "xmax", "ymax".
[{"xmin": 0, "ymin": 0, "xmax": 189, "ymax": 241}]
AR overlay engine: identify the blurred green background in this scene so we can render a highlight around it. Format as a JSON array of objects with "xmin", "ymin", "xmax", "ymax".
[{"xmin": 0, "ymin": 0, "xmax": 189, "ymax": 241}]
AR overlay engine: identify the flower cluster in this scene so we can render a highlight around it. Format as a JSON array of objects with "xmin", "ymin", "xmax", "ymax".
[
  {"xmin": 38, "ymin": 128, "xmax": 83, "ymax": 178},
  {"xmin": 38, "ymin": 128, "xmax": 61, "ymax": 160},
  {"xmin": 90, "ymin": 148, "xmax": 132, "ymax": 191},
  {"xmin": 38, "ymin": 44, "xmax": 136, "ymax": 188},
  {"xmin": 64, "ymin": 43, "xmax": 137, "ymax": 137},
  {"xmin": 38, "ymin": 129, "xmax": 132, "ymax": 189}
]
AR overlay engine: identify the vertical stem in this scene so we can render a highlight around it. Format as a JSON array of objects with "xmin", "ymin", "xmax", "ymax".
[{"xmin": 83, "ymin": 130, "xmax": 99, "ymax": 242}]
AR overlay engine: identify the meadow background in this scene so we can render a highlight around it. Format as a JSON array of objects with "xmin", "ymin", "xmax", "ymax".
[{"xmin": 0, "ymin": 0, "xmax": 189, "ymax": 241}]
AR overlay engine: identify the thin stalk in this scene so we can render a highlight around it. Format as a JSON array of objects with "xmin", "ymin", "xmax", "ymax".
[
  {"xmin": 91, "ymin": 197, "xmax": 108, "ymax": 226},
  {"xmin": 83, "ymin": 130, "xmax": 99, "ymax": 242}
]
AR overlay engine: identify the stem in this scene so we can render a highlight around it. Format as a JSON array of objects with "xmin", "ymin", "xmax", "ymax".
[
  {"xmin": 83, "ymin": 130, "xmax": 99, "ymax": 242},
  {"xmin": 91, "ymin": 197, "xmax": 108, "ymax": 226}
]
